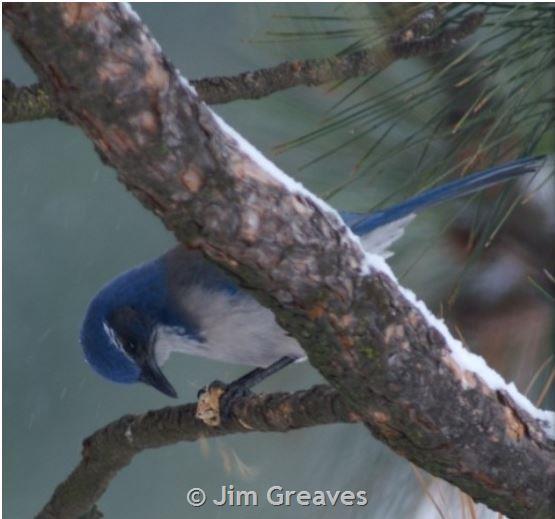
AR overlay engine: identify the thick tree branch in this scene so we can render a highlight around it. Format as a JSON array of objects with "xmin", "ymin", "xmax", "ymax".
[
  {"xmin": 2, "ymin": 7, "xmax": 484, "ymax": 122},
  {"xmin": 38, "ymin": 385, "xmax": 350, "ymax": 519},
  {"xmin": 4, "ymin": 4, "xmax": 553, "ymax": 519}
]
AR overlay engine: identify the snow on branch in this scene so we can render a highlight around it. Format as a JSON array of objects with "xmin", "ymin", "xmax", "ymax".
[
  {"xmin": 4, "ymin": 4, "xmax": 554, "ymax": 519},
  {"xmin": 207, "ymin": 84, "xmax": 555, "ymax": 440}
]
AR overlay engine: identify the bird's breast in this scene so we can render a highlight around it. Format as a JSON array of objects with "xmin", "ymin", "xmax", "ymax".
[{"xmin": 157, "ymin": 284, "xmax": 305, "ymax": 367}]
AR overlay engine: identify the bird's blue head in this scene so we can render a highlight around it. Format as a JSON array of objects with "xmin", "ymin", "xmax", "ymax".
[{"xmin": 80, "ymin": 258, "xmax": 179, "ymax": 398}]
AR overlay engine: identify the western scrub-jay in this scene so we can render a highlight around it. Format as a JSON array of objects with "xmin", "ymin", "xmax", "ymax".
[{"xmin": 80, "ymin": 155, "xmax": 549, "ymax": 410}]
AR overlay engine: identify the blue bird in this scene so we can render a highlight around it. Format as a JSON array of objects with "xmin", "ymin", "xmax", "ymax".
[{"xmin": 80, "ymin": 155, "xmax": 550, "ymax": 402}]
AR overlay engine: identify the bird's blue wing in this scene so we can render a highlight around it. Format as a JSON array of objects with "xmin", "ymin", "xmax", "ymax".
[
  {"xmin": 163, "ymin": 246, "xmax": 241, "ymax": 301},
  {"xmin": 342, "ymin": 155, "xmax": 550, "ymax": 255}
]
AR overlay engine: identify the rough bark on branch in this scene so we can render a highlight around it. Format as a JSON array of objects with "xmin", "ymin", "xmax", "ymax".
[
  {"xmin": 37, "ymin": 386, "xmax": 349, "ymax": 519},
  {"xmin": 4, "ymin": 4, "xmax": 553, "ymax": 519},
  {"xmin": 2, "ymin": 7, "xmax": 484, "ymax": 122}
]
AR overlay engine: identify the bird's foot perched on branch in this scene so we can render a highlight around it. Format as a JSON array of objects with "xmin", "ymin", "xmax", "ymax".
[
  {"xmin": 196, "ymin": 380, "xmax": 253, "ymax": 426},
  {"xmin": 197, "ymin": 357, "xmax": 296, "ymax": 426}
]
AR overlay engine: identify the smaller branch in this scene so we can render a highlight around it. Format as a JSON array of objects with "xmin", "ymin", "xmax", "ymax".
[
  {"xmin": 2, "ymin": 79, "xmax": 59, "ymax": 122},
  {"xmin": 2, "ymin": 10, "xmax": 484, "ymax": 123},
  {"xmin": 196, "ymin": 9, "xmax": 483, "ymax": 104},
  {"xmin": 37, "ymin": 385, "xmax": 354, "ymax": 519}
]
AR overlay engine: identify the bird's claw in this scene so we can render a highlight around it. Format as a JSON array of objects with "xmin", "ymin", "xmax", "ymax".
[
  {"xmin": 219, "ymin": 382, "xmax": 253, "ymax": 422},
  {"xmin": 195, "ymin": 380, "xmax": 253, "ymax": 426},
  {"xmin": 197, "ymin": 379, "xmax": 226, "ymax": 399}
]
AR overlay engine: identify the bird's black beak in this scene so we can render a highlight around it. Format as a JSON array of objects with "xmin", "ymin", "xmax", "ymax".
[{"xmin": 140, "ymin": 359, "xmax": 178, "ymax": 398}]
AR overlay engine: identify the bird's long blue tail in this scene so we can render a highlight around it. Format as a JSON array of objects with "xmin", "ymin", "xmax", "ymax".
[{"xmin": 345, "ymin": 155, "xmax": 549, "ymax": 236}]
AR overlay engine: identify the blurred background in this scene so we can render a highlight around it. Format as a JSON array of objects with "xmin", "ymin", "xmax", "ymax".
[{"xmin": 3, "ymin": 4, "xmax": 554, "ymax": 518}]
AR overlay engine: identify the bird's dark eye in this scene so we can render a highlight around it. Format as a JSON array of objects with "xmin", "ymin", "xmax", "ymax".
[
  {"xmin": 123, "ymin": 339, "xmax": 152, "ymax": 365},
  {"xmin": 106, "ymin": 306, "xmax": 155, "ymax": 363},
  {"xmin": 123, "ymin": 341, "xmax": 139, "ymax": 355}
]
